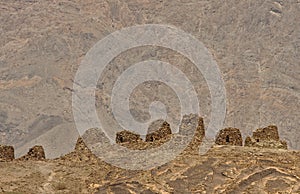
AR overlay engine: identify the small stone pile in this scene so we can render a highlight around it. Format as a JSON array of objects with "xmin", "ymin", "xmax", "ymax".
[
  {"xmin": 215, "ymin": 127, "xmax": 243, "ymax": 146},
  {"xmin": 245, "ymin": 125, "xmax": 287, "ymax": 149},
  {"xmin": 0, "ymin": 145, "xmax": 14, "ymax": 161}
]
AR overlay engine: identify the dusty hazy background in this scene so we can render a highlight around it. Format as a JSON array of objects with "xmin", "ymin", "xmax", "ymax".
[{"xmin": 0, "ymin": 0, "xmax": 299, "ymax": 158}]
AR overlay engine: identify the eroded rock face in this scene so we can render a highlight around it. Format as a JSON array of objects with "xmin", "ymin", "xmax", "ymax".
[
  {"xmin": 215, "ymin": 128, "xmax": 243, "ymax": 146},
  {"xmin": 245, "ymin": 125, "xmax": 287, "ymax": 149},
  {"xmin": 19, "ymin": 145, "xmax": 45, "ymax": 160},
  {"xmin": 0, "ymin": 145, "xmax": 14, "ymax": 161}
]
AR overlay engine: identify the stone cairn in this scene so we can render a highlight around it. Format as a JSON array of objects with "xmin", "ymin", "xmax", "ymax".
[
  {"xmin": 0, "ymin": 123, "xmax": 288, "ymax": 163},
  {"xmin": 0, "ymin": 145, "xmax": 14, "ymax": 161},
  {"xmin": 116, "ymin": 130, "xmax": 142, "ymax": 144},
  {"xmin": 58, "ymin": 137, "xmax": 98, "ymax": 163},
  {"xmin": 146, "ymin": 121, "xmax": 172, "ymax": 142},
  {"xmin": 115, "ymin": 114, "xmax": 205, "ymax": 153},
  {"xmin": 182, "ymin": 115, "xmax": 205, "ymax": 154},
  {"xmin": 19, "ymin": 145, "xmax": 46, "ymax": 161},
  {"xmin": 245, "ymin": 125, "xmax": 287, "ymax": 149},
  {"xmin": 215, "ymin": 127, "xmax": 243, "ymax": 146},
  {"xmin": 115, "ymin": 121, "xmax": 172, "ymax": 150}
]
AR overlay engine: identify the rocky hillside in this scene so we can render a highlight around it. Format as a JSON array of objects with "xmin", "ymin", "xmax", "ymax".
[
  {"xmin": 1, "ymin": 0, "xmax": 299, "ymax": 159},
  {"xmin": 0, "ymin": 133, "xmax": 299, "ymax": 193},
  {"xmin": 0, "ymin": 0, "xmax": 299, "ymax": 193},
  {"xmin": 0, "ymin": 121, "xmax": 299, "ymax": 193}
]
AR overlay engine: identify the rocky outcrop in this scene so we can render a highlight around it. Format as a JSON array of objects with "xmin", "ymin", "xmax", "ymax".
[
  {"xmin": 0, "ymin": 145, "xmax": 14, "ymax": 161},
  {"xmin": 245, "ymin": 125, "xmax": 287, "ymax": 149},
  {"xmin": 215, "ymin": 128, "xmax": 243, "ymax": 146}
]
